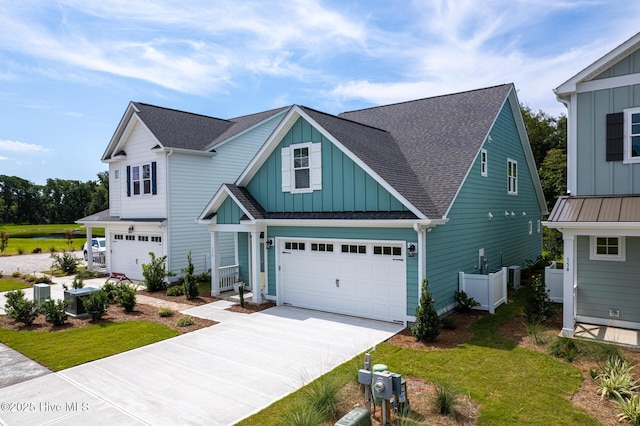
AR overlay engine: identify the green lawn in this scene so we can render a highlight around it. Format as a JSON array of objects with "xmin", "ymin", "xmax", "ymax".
[
  {"xmin": 0, "ymin": 321, "xmax": 179, "ymax": 371},
  {"xmin": 0, "ymin": 224, "xmax": 105, "ymax": 255},
  {"xmin": 239, "ymin": 292, "xmax": 601, "ymax": 426},
  {"xmin": 0, "ymin": 280, "xmax": 30, "ymax": 292}
]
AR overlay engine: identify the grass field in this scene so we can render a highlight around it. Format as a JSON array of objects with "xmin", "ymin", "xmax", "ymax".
[{"xmin": 0, "ymin": 224, "xmax": 104, "ymax": 255}]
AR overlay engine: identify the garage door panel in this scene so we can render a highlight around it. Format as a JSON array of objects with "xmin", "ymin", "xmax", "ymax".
[
  {"xmin": 280, "ymin": 239, "xmax": 406, "ymax": 322},
  {"xmin": 111, "ymin": 233, "xmax": 163, "ymax": 281}
]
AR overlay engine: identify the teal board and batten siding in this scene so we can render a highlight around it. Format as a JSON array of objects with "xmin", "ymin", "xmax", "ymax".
[
  {"xmin": 576, "ymin": 236, "xmax": 640, "ymax": 325},
  {"xmin": 216, "ymin": 196, "xmax": 246, "ymax": 224},
  {"xmin": 265, "ymin": 226, "xmax": 419, "ymax": 315},
  {"xmin": 247, "ymin": 117, "xmax": 408, "ymax": 212},
  {"xmin": 237, "ymin": 232, "xmax": 250, "ymax": 285},
  {"xmin": 576, "ymin": 50, "xmax": 640, "ymax": 195},
  {"xmin": 425, "ymin": 100, "xmax": 542, "ymax": 310}
]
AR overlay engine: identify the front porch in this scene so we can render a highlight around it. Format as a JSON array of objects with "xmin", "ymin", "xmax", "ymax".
[{"xmin": 574, "ymin": 323, "xmax": 640, "ymax": 348}]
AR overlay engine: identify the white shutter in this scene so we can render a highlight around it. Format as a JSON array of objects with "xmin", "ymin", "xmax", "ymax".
[
  {"xmin": 310, "ymin": 142, "xmax": 322, "ymax": 190},
  {"xmin": 281, "ymin": 147, "xmax": 291, "ymax": 192}
]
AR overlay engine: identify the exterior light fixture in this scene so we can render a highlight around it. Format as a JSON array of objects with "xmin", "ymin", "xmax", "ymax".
[
  {"xmin": 128, "ymin": 225, "xmax": 134, "ymax": 234},
  {"xmin": 511, "ymin": 211, "xmax": 515, "ymax": 217},
  {"xmin": 488, "ymin": 212, "xmax": 493, "ymax": 220},
  {"xmin": 266, "ymin": 238, "xmax": 274, "ymax": 249},
  {"xmin": 504, "ymin": 211, "xmax": 509, "ymax": 217}
]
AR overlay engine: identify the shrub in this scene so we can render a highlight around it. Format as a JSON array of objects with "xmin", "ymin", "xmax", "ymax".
[
  {"xmin": 101, "ymin": 281, "xmax": 119, "ymax": 304},
  {"xmin": 523, "ymin": 274, "xmax": 554, "ymax": 325},
  {"xmin": 49, "ymin": 247, "xmax": 56, "ymax": 253},
  {"xmin": 617, "ymin": 394, "xmax": 640, "ymax": 425},
  {"xmin": 23, "ymin": 274, "xmax": 37, "ymax": 282},
  {"xmin": 71, "ymin": 277, "xmax": 85, "ymax": 289},
  {"xmin": 40, "ymin": 299, "xmax": 69, "ymax": 326},
  {"xmin": 182, "ymin": 251, "xmax": 199, "ymax": 300},
  {"xmin": 433, "ymin": 382, "xmax": 459, "ymax": 416},
  {"xmin": 195, "ymin": 270, "xmax": 211, "ymax": 282},
  {"xmin": 83, "ymin": 291, "xmax": 110, "ymax": 321},
  {"xmin": 301, "ymin": 375, "xmax": 340, "ymax": 420},
  {"xmin": 523, "ymin": 253, "xmax": 553, "ymax": 277},
  {"xmin": 454, "ymin": 290, "xmax": 480, "ymax": 313},
  {"xmin": 36, "ymin": 275, "xmax": 52, "ymax": 284},
  {"xmin": 0, "ymin": 231, "xmax": 9, "ymax": 255},
  {"xmin": 117, "ymin": 282, "xmax": 137, "ymax": 312},
  {"xmin": 32, "ymin": 247, "xmax": 42, "ymax": 253},
  {"xmin": 548, "ymin": 337, "xmax": 580, "ymax": 362},
  {"xmin": 4, "ymin": 290, "xmax": 39, "ymax": 325},
  {"xmin": 282, "ymin": 402, "xmax": 325, "ymax": 426},
  {"xmin": 176, "ymin": 315, "xmax": 194, "ymax": 327},
  {"xmin": 525, "ymin": 322, "xmax": 547, "ymax": 346},
  {"xmin": 412, "ymin": 278, "xmax": 441, "ymax": 342},
  {"xmin": 158, "ymin": 307, "xmax": 174, "ymax": 317},
  {"xmin": 50, "ymin": 252, "xmax": 81, "ymax": 275},
  {"xmin": 141, "ymin": 252, "xmax": 174, "ymax": 292},
  {"xmin": 17, "ymin": 247, "xmax": 24, "ymax": 255},
  {"xmin": 12, "ymin": 271, "xmax": 20, "ymax": 278},
  {"xmin": 166, "ymin": 285, "xmax": 184, "ymax": 296},
  {"xmin": 596, "ymin": 355, "xmax": 637, "ymax": 401}
]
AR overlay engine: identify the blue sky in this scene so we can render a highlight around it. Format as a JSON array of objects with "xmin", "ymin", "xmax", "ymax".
[{"xmin": 0, "ymin": 1, "xmax": 638, "ymax": 185}]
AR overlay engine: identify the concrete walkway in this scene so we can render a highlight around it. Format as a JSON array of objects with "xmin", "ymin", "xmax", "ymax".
[{"xmin": 0, "ymin": 305, "xmax": 401, "ymax": 425}]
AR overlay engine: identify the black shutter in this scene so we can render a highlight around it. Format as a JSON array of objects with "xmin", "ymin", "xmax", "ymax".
[
  {"xmin": 151, "ymin": 161, "xmax": 157, "ymax": 195},
  {"xmin": 606, "ymin": 112, "xmax": 624, "ymax": 161},
  {"xmin": 126, "ymin": 166, "xmax": 131, "ymax": 197}
]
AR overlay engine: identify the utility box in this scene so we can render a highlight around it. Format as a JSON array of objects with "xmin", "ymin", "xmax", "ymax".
[
  {"xmin": 33, "ymin": 283, "xmax": 50, "ymax": 307},
  {"xmin": 358, "ymin": 369, "xmax": 372, "ymax": 385},
  {"xmin": 373, "ymin": 371, "xmax": 393, "ymax": 400},
  {"xmin": 334, "ymin": 408, "xmax": 372, "ymax": 426},
  {"xmin": 64, "ymin": 287, "xmax": 100, "ymax": 317}
]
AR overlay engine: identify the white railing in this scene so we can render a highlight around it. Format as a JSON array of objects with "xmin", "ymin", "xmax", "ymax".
[
  {"xmin": 544, "ymin": 261, "xmax": 563, "ymax": 303},
  {"xmin": 219, "ymin": 264, "xmax": 239, "ymax": 292},
  {"xmin": 458, "ymin": 267, "xmax": 508, "ymax": 314}
]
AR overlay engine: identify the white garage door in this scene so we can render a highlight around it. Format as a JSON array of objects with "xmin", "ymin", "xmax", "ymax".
[
  {"xmin": 280, "ymin": 239, "xmax": 406, "ymax": 322},
  {"xmin": 110, "ymin": 233, "xmax": 163, "ymax": 280}
]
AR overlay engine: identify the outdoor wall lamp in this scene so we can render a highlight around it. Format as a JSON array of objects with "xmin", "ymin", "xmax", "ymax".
[
  {"xmin": 488, "ymin": 212, "xmax": 493, "ymax": 220},
  {"xmin": 407, "ymin": 242, "xmax": 417, "ymax": 257},
  {"xmin": 522, "ymin": 211, "xmax": 527, "ymax": 216},
  {"xmin": 504, "ymin": 211, "xmax": 510, "ymax": 217},
  {"xmin": 266, "ymin": 238, "xmax": 274, "ymax": 249},
  {"xmin": 511, "ymin": 211, "xmax": 515, "ymax": 217},
  {"xmin": 128, "ymin": 225, "xmax": 134, "ymax": 234}
]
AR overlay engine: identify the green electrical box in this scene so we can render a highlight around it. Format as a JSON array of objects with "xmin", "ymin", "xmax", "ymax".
[{"xmin": 334, "ymin": 408, "xmax": 372, "ymax": 426}]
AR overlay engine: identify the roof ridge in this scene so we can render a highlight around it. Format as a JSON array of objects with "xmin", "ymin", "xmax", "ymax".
[
  {"xmin": 133, "ymin": 101, "xmax": 232, "ymax": 123},
  {"xmin": 228, "ymin": 106, "xmax": 289, "ymax": 122},
  {"xmin": 299, "ymin": 105, "xmax": 390, "ymax": 133},
  {"xmin": 340, "ymin": 83, "xmax": 512, "ymax": 114}
]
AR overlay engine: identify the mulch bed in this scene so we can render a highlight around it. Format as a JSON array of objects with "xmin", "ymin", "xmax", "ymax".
[{"xmin": 137, "ymin": 289, "xmax": 276, "ymax": 313}]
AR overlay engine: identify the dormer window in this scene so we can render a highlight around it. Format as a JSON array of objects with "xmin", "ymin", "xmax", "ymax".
[{"xmin": 281, "ymin": 142, "xmax": 322, "ymax": 193}]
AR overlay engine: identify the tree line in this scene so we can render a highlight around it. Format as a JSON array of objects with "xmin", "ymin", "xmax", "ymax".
[{"xmin": 0, "ymin": 171, "xmax": 108, "ymax": 224}]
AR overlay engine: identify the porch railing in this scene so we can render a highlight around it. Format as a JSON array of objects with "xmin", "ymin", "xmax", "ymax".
[{"xmin": 219, "ymin": 264, "xmax": 239, "ymax": 292}]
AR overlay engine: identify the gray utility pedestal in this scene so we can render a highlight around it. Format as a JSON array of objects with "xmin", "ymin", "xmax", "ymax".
[
  {"xmin": 33, "ymin": 283, "xmax": 51, "ymax": 307},
  {"xmin": 64, "ymin": 287, "xmax": 101, "ymax": 317}
]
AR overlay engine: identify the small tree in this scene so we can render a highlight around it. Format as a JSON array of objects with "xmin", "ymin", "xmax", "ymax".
[
  {"xmin": 524, "ymin": 274, "xmax": 555, "ymax": 325},
  {"xmin": 141, "ymin": 252, "xmax": 175, "ymax": 292},
  {"xmin": 4, "ymin": 290, "xmax": 39, "ymax": 325},
  {"xmin": 40, "ymin": 299, "xmax": 69, "ymax": 326},
  {"xmin": 182, "ymin": 251, "xmax": 199, "ymax": 299},
  {"xmin": 50, "ymin": 252, "xmax": 81, "ymax": 275},
  {"xmin": 412, "ymin": 278, "xmax": 441, "ymax": 342},
  {"xmin": 0, "ymin": 231, "xmax": 9, "ymax": 255}
]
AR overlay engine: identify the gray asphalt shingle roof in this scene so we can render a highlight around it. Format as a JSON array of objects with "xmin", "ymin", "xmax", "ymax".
[{"xmin": 338, "ymin": 84, "xmax": 513, "ymax": 218}]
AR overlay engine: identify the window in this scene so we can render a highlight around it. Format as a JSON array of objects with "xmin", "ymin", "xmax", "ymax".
[
  {"xmin": 311, "ymin": 243, "xmax": 334, "ymax": 252},
  {"xmin": 151, "ymin": 236, "xmax": 162, "ymax": 243},
  {"xmin": 373, "ymin": 245, "xmax": 402, "ymax": 256},
  {"xmin": 114, "ymin": 169, "xmax": 120, "ymax": 180},
  {"xmin": 127, "ymin": 162, "xmax": 156, "ymax": 196},
  {"xmin": 138, "ymin": 235, "xmax": 149, "ymax": 242},
  {"xmin": 537, "ymin": 219, "xmax": 541, "ymax": 233},
  {"xmin": 528, "ymin": 221, "xmax": 533, "ymax": 235},
  {"xmin": 281, "ymin": 143, "xmax": 321, "ymax": 193},
  {"xmin": 114, "ymin": 234, "xmax": 123, "ymax": 240},
  {"xmin": 293, "ymin": 147, "xmax": 310, "ymax": 189},
  {"xmin": 480, "ymin": 149, "xmax": 487, "ymax": 177},
  {"xmin": 284, "ymin": 242, "xmax": 305, "ymax": 251},
  {"xmin": 125, "ymin": 235, "xmax": 135, "ymax": 241},
  {"xmin": 507, "ymin": 159, "xmax": 518, "ymax": 194},
  {"xmin": 590, "ymin": 236, "xmax": 626, "ymax": 261},
  {"xmin": 624, "ymin": 107, "xmax": 640, "ymax": 162},
  {"xmin": 341, "ymin": 244, "xmax": 366, "ymax": 254}
]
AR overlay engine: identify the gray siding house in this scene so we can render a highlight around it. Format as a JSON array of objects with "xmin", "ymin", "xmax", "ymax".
[{"xmin": 546, "ymin": 32, "xmax": 640, "ymax": 336}]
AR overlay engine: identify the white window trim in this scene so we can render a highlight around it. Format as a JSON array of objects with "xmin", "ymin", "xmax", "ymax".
[
  {"xmin": 589, "ymin": 236, "xmax": 626, "ymax": 262},
  {"xmin": 507, "ymin": 158, "xmax": 518, "ymax": 195},
  {"xmin": 528, "ymin": 221, "xmax": 533, "ymax": 235},
  {"xmin": 480, "ymin": 148, "xmax": 488, "ymax": 177},
  {"xmin": 281, "ymin": 142, "xmax": 322, "ymax": 194},
  {"xmin": 624, "ymin": 106, "xmax": 640, "ymax": 163},
  {"xmin": 131, "ymin": 163, "xmax": 152, "ymax": 196},
  {"xmin": 537, "ymin": 219, "xmax": 541, "ymax": 233}
]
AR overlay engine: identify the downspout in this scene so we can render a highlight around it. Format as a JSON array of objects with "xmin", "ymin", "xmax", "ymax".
[{"xmin": 166, "ymin": 150, "xmax": 173, "ymax": 275}]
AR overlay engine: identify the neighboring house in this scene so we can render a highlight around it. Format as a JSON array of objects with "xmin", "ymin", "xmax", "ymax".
[
  {"xmin": 545, "ymin": 32, "xmax": 640, "ymax": 336},
  {"xmin": 199, "ymin": 84, "xmax": 546, "ymax": 324},
  {"xmin": 77, "ymin": 102, "xmax": 287, "ymax": 280}
]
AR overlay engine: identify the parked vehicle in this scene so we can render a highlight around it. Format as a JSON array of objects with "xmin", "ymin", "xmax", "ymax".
[{"xmin": 83, "ymin": 237, "xmax": 106, "ymax": 261}]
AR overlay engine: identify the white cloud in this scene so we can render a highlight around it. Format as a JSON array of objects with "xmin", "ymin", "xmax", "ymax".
[
  {"xmin": 0, "ymin": 155, "xmax": 7, "ymax": 160},
  {"xmin": 0, "ymin": 139, "xmax": 50, "ymax": 153}
]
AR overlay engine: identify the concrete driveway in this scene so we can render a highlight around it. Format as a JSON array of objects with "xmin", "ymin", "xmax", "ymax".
[{"xmin": 0, "ymin": 304, "xmax": 401, "ymax": 425}]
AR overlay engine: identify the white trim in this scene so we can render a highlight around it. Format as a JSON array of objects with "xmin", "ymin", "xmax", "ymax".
[
  {"xmin": 261, "ymin": 218, "xmax": 447, "ymax": 228},
  {"xmin": 543, "ymin": 221, "xmax": 640, "ymax": 235},
  {"xmin": 289, "ymin": 142, "xmax": 313, "ymax": 193},
  {"xmin": 480, "ymin": 148, "xmax": 488, "ymax": 177},
  {"xmin": 576, "ymin": 315, "xmax": 640, "ymax": 332},
  {"xmin": 623, "ymin": 106, "xmax": 640, "ymax": 164},
  {"xmin": 589, "ymin": 235, "xmax": 626, "ymax": 261},
  {"xmin": 507, "ymin": 158, "xmax": 518, "ymax": 195},
  {"xmin": 528, "ymin": 220, "xmax": 533, "ymax": 235},
  {"xmin": 153, "ymin": 147, "xmax": 216, "ymax": 157},
  {"xmin": 577, "ymin": 73, "xmax": 640, "ymax": 94}
]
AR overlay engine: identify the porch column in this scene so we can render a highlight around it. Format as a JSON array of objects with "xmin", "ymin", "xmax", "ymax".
[
  {"xmin": 211, "ymin": 231, "xmax": 220, "ymax": 296},
  {"xmin": 562, "ymin": 234, "xmax": 576, "ymax": 337},
  {"xmin": 86, "ymin": 227, "xmax": 93, "ymax": 270},
  {"xmin": 250, "ymin": 230, "xmax": 261, "ymax": 303}
]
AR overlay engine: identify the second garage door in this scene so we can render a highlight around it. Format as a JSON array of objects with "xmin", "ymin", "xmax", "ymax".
[
  {"xmin": 111, "ymin": 233, "xmax": 163, "ymax": 280},
  {"xmin": 279, "ymin": 238, "xmax": 406, "ymax": 322}
]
